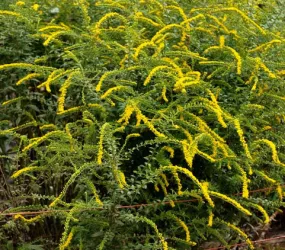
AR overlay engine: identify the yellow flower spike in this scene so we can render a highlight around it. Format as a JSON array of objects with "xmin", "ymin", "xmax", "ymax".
[
  {"xmin": 219, "ymin": 35, "xmax": 225, "ymax": 48},
  {"xmin": 94, "ymin": 12, "xmax": 127, "ymax": 31},
  {"xmin": 154, "ymin": 183, "xmax": 160, "ymax": 192},
  {"xmin": 167, "ymin": 5, "xmax": 190, "ymax": 31},
  {"xmin": 233, "ymin": 119, "xmax": 252, "ymax": 160},
  {"xmin": 97, "ymin": 123, "xmax": 109, "ymax": 165},
  {"xmin": 65, "ymin": 123, "xmax": 75, "ymax": 151},
  {"xmin": 160, "ymin": 165, "xmax": 214, "ymax": 207},
  {"xmin": 219, "ymin": 219, "xmax": 254, "ymax": 250},
  {"xmin": 138, "ymin": 216, "xmax": 168, "ymax": 250},
  {"xmin": 43, "ymin": 31, "xmax": 67, "ymax": 47},
  {"xmin": 135, "ymin": 108, "xmax": 166, "ymax": 138},
  {"xmin": 151, "ymin": 24, "xmax": 184, "ymax": 43},
  {"xmin": 276, "ymin": 184, "xmax": 283, "ymax": 200},
  {"xmin": 101, "ymin": 86, "xmax": 129, "ymax": 99},
  {"xmin": 248, "ymin": 203, "xmax": 269, "ymax": 224},
  {"xmin": 118, "ymin": 170, "xmax": 127, "ymax": 188},
  {"xmin": 255, "ymin": 139, "xmax": 285, "ymax": 166},
  {"xmin": 14, "ymin": 214, "xmax": 42, "ymax": 223},
  {"xmin": 160, "ymin": 173, "xmax": 169, "ymax": 187},
  {"xmin": 11, "ymin": 166, "xmax": 44, "ymax": 179},
  {"xmin": 134, "ymin": 12, "xmax": 161, "ymax": 27},
  {"xmin": 38, "ymin": 69, "xmax": 76, "ymax": 93},
  {"xmin": 208, "ymin": 210, "xmax": 214, "ymax": 227},
  {"xmin": 58, "ymin": 71, "xmax": 80, "ymax": 113},
  {"xmin": 171, "ymin": 169, "xmax": 182, "ymax": 195},
  {"xmin": 60, "ymin": 230, "xmax": 74, "ymax": 250},
  {"xmin": 16, "ymin": 73, "xmax": 41, "ymax": 86},
  {"xmin": 39, "ymin": 24, "xmax": 70, "ymax": 32},
  {"xmin": 162, "ymin": 146, "xmax": 174, "ymax": 158},
  {"xmin": 169, "ymin": 214, "xmax": 191, "ymax": 242},
  {"xmin": 40, "ymin": 124, "xmax": 57, "ymax": 131},
  {"xmin": 0, "ymin": 63, "xmax": 54, "ymax": 71},
  {"xmin": 157, "ymin": 179, "xmax": 175, "ymax": 207},
  {"xmin": 143, "ymin": 66, "xmax": 171, "ymax": 86},
  {"xmin": 57, "ymin": 106, "xmax": 82, "ymax": 116},
  {"xmin": 254, "ymin": 170, "xmax": 276, "ymax": 184},
  {"xmin": 117, "ymin": 104, "xmax": 135, "ymax": 125},
  {"xmin": 16, "ymin": 1, "xmax": 25, "ymax": 6},
  {"xmin": 161, "ymin": 57, "xmax": 184, "ymax": 77},
  {"xmin": 95, "ymin": 70, "xmax": 118, "ymax": 92},
  {"xmin": 258, "ymin": 60, "xmax": 277, "ymax": 78},
  {"xmin": 2, "ymin": 97, "xmax": 23, "ymax": 106},
  {"xmin": 193, "ymin": 7, "xmax": 266, "ymax": 35},
  {"xmin": 22, "ymin": 131, "xmax": 64, "ymax": 152},
  {"xmin": 206, "ymin": 14, "xmax": 230, "ymax": 34},
  {"xmin": 209, "ymin": 191, "xmax": 251, "ymax": 216},
  {"xmin": 32, "ymin": 4, "xmax": 40, "ymax": 11},
  {"xmin": 134, "ymin": 41, "xmax": 156, "ymax": 60},
  {"xmin": 249, "ymin": 39, "xmax": 282, "ymax": 53},
  {"xmin": 180, "ymin": 14, "xmax": 205, "ymax": 26},
  {"xmin": 161, "ymin": 86, "xmax": 168, "ymax": 102},
  {"xmin": 0, "ymin": 10, "xmax": 22, "ymax": 17},
  {"xmin": 181, "ymin": 140, "xmax": 197, "ymax": 169}
]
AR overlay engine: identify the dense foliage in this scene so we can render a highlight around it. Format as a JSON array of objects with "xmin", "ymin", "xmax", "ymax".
[{"xmin": 1, "ymin": 0, "xmax": 285, "ymax": 249}]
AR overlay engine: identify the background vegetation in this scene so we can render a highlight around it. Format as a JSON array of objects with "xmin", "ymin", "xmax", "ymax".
[{"xmin": 1, "ymin": 0, "xmax": 285, "ymax": 249}]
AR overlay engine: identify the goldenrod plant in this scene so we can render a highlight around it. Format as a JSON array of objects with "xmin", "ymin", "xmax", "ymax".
[{"xmin": 0, "ymin": 0, "xmax": 285, "ymax": 249}]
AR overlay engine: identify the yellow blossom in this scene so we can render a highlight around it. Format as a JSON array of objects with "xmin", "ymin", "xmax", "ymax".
[
  {"xmin": 209, "ymin": 191, "xmax": 251, "ymax": 216},
  {"xmin": 16, "ymin": 1, "xmax": 25, "ymax": 6},
  {"xmin": 32, "ymin": 4, "xmax": 40, "ymax": 11}
]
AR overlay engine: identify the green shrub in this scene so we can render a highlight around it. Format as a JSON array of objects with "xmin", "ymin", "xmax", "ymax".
[{"xmin": 1, "ymin": 0, "xmax": 285, "ymax": 249}]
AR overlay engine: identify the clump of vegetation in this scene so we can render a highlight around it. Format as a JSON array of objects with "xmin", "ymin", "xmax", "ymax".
[{"xmin": 1, "ymin": 0, "xmax": 285, "ymax": 249}]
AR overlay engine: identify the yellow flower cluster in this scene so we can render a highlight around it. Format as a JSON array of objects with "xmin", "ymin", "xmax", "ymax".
[
  {"xmin": 135, "ymin": 108, "xmax": 166, "ymax": 138},
  {"xmin": 171, "ymin": 169, "xmax": 182, "ymax": 195},
  {"xmin": 40, "ymin": 124, "xmax": 57, "ymax": 131},
  {"xmin": 234, "ymin": 163, "xmax": 249, "ymax": 199},
  {"xmin": 233, "ymin": 119, "xmax": 252, "ymax": 160},
  {"xmin": 161, "ymin": 86, "xmax": 168, "ymax": 102},
  {"xmin": 2, "ymin": 97, "xmax": 23, "ymax": 106},
  {"xmin": 276, "ymin": 184, "xmax": 283, "ymax": 200},
  {"xmin": 248, "ymin": 203, "xmax": 269, "ymax": 224},
  {"xmin": 60, "ymin": 230, "xmax": 74, "ymax": 250},
  {"xmin": 143, "ymin": 66, "xmax": 170, "ymax": 86},
  {"xmin": 208, "ymin": 210, "xmax": 214, "ymax": 227},
  {"xmin": 16, "ymin": 73, "xmax": 40, "ymax": 86},
  {"xmin": 22, "ymin": 131, "xmax": 64, "ymax": 152},
  {"xmin": 43, "ymin": 31, "xmax": 67, "ymax": 47},
  {"xmin": 97, "ymin": 123, "xmax": 109, "ymax": 165},
  {"xmin": 117, "ymin": 170, "xmax": 127, "ymax": 189},
  {"xmin": 0, "ymin": 10, "xmax": 22, "ymax": 17},
  {"xmin": 11, "ymin": 166, "xmax": 42, "ymax": 179},
  {"xmin": 254, "ymin": 170, "xmax": 276, "ymax": 184},
  {"xmin": 117, "ymin": 104, "xmax": 135, "ymax": 125},
  {"xmin": 249, "ymin": 39, "xmax": 281, "ymax": 53},
  {"xmin": 92, "ymin": 12, "xmax": 127, "ymax": 37},
  {"xmin": 0, "ymin": 121, "xmax": 37, "ymax": 136},
  {"xmin": 160, "ymin": 165, "xmax": 214, "ymax": 207},
  {"xmin": 85, "ymin": 179, "xmax": 103, "ymax": 206},
  {"xmin": 181, "ymin": 140, "xmax": 197, "ymax": 168},
  {"xmin": 139, "ymin": 216, "xmax": 168, "ymax": 250},
  {"xmin": 101, "ymin": 86, "xmax": 128, "ymax": 99},
  {"xmin": 134, "ymin": 12, "xmax": 161, "ymax": 27},
  {"xmin": 219, "ymin": 219, "xmax": 254, "ymax": 249},
  {"xmin": 58, "ymin": 71, "xmax": 80, "ymax": 113},
  {"xmin": 162, "ymin": 146, "xmax": 174, "ymax": 158},
  {"xmin": 14, "ymin": 214, "xmax": 42, "ymax": 223},
  {"xmin": 255, "ymin": 139, "xmax": 285, "ymax": 166},
  {"xmin": 209, "ymin": 191, "xmax": 251, "ymax": 216},
  {"xmin": 134, "ymin": 41, "xmax": 156, "ymax": 60},
  {"xmin": 16, "ymin": 1, "xmax": 25, "ymax": 6},
  {"xmin": 173, "ymin": 215, "xmax": 191, "ymax": 242}
]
